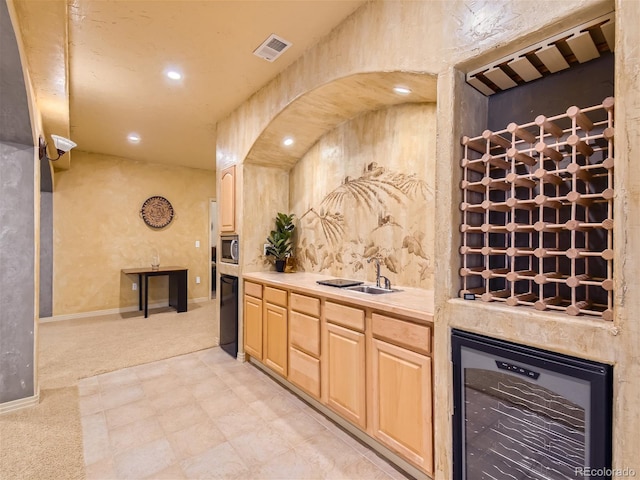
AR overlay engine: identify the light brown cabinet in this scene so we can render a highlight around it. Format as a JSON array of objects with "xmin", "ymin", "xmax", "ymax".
[
  {"xmin": 220, "ymin": 165, "xmax": 235, "ymax": 232},
  {"xmin": 263, "ymin": 287, "xmax": 288, "ymax": 377},
  {"xmin": 326, "ymin": 321, "xmax": 367, "ymax": 429},
  {"xmin": 371, "ymin": 338, "xmax": 433, "ymax": 474},
  {"xmin": 241, "ymin": 277, "xmax": 433, "ymax": 476},
  {"xmin": 243, "ymin": 282, "xmax": 263, "ymax": 359},
  {"xmin": 288, "ymin": 293, "xmax": 321, "ymax": 398}
]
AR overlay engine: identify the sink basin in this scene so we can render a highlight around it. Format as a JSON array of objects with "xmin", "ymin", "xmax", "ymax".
[{"xmin": 345, "ymin": 285, "xmax": 400, "ymax": 294}]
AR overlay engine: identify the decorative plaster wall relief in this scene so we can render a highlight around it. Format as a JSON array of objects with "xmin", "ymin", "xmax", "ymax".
[{"xmin": 296, "ymin": 162, "xmax": 432, "ymax": 287}]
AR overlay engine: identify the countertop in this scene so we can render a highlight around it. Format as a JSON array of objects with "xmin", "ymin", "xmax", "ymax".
[{"xmin": 243, "ymin": 271, "xmax": 434, "ymax": 323}]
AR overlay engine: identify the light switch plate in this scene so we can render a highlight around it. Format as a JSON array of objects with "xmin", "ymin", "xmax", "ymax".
[
  {"xmin": 195, "ymin": 240, "xmax": 200, "ymax": 248},
  {"xmin": 196, "ymin": 276, "xmax": 201, "ymax": 284}
]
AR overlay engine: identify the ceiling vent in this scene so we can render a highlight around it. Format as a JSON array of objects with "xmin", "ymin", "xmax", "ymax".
[
  {"xmin": 466, "ymin": 12, "xmax": 614, "ymax": 96},
  {"xmin": 253, "ymin": 34, "xmax": 292, "ymax": 62}
]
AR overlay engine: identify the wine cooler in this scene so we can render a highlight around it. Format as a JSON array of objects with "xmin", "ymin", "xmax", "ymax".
[
  {"xmin": 452, "ymin": 329, "xmax": 612, "ymax": 480},
  {"xmin": 459, "ymin": 97, "xmax": 615, "ymax": 320}
]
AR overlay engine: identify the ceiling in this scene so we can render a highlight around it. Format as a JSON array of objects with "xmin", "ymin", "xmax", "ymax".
[{"xmin": 11, "ymin": 0, "xmax": 368, "ymax": 171}]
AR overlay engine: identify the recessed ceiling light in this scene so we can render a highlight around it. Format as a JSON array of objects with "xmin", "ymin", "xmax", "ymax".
[
  {"xmin": 127, "ymin": 133, "xmax": 141, "ymax": 143},
  {"xmin": 166, "ymin": 70, "xmax": 182, "ymax": 80},
  {"xmin": 393, "ymin": 86, "xmax": 412, "ymax": 95},
  {"xmin": 283, "ymin": 137, "xmax": 294, "ymax": 147}
]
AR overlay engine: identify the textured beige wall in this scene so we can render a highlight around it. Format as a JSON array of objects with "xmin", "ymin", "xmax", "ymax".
[
  {"xmin": 216, "ymin": 0, "xmax": 640, "ymax": 477},
  {"xmin": 289, "ymin": 103, "xmax": 436, "ymax": 288},
  {"xmin": 53, "ymin": 152, "xmax": 215, "ymax": 315}
]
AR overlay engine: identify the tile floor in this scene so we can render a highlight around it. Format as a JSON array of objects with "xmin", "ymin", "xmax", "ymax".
[{"xmin": 79, "ymin": 347, "xmax": 412, "ymax": 480}]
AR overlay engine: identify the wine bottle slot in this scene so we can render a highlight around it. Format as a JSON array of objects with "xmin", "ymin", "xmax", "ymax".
[
  {"xmin": 459, "ymin": 246, "xmax": 483, "ymax": 254},
  {"xmin": 566, "ymin": 163, "xmax": 593, "ymax": 181},
  {"xmin": 566, "ymin": 191, "xmax": 594, "ymax": 206},
  {"xmin": 566, "ymin": 106, "xmax": 594, "ymax": 131},
  {"xmin": 505, "ymin": 197, "xmax": 536, "ymax": 210},
  {"xmin": 534, "ymin": 115, "xmax": 564, "ymax": 138},
  {"xmin": 459, "ymin": 224, "xmax": 482, "ymax": 233},
  {"xmin": 460, "ymin": 180, "xmax": 486, "ymax": 193},
  {"xmin": 566, "ymin": 301, "xmax": 590, "ymax": 316},
  {"xmin": 505, "ymin": 172, "xmax": 536, "ymax": 188},
  {"xmin": 566, "ymin": 273, "xmax": 589, "ymax": 287},
  {"xmin": 506, "ymin": 247, "xmax": 535, "ymax": 257},
  {"xmin": 567, "ymin": 134, "xmax": 594, "ymax": 156},
  {"xmin": 534, "ymin": 273, "xmax": 564, "ymax": 284},
  {"xmin": 506, "ymin": 123, "xmax": 537, "ymax": 143},
  {"xmin": 534, "ymin": 194, "xmax": 563, "ymax": 209},
  {"xmin": 461, "ymin": 158, "xmax": 486, "ymax": 173},
  {"xmin": 507, "ymin": 147, "xmax": 537, "ymax": 166},
  {"xmin": 460, "ymin": 202, "xmax": 485, "ymax": 213},
  {"xmin": 534, "ymin": 168, "xmax": 565, "ymax": 185},
  {"xmin": 461, "ymin": 136, "xmax": 487, "ymax": 154},
  {"xmin": 506, "ymin": 293, "xmax": 537, "ymax": 306},
  {"xmin": 459, "ymin": 267, "xmax": 483, "ymax": 276},
  {"xmin": 602, "ymin": 96, "xmax": 615, "ymax": 113},
  {"xmin": 481, "ymin": 153, "xmax": 511, "ymax": 170},
  {"xmin": 533, "ymin": 221, "xmax": 564, "ymax": 232},
  {"xmin": 480, "ymin": 176, "xmax": 511, "ymax": 191},
  {"xmin": 481, "ymin": 268, "xmax": 509, "ymax": 279},
  {"xmin": 534, "ymin": 142, "xmax": 563, "ymax": 162},
  {"xmin": 506, "ymin": 270, "xmax": 535, "ymax": 282},
  {"xmin": 481, "ymin": 200, "xmax": 510, "ymax": 212},
  {"xmin": 482, "ymin": 130, "xmax": 512, "ymax": 149},
  {"xmin": 482, "ymin": 290, "xmax": 510, "ymax": 302},
  {"xmin": 534, "ymin": 296, "xmax": 564, "ymax": 310}
]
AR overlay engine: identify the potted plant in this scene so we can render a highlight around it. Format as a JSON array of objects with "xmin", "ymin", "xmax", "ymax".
[{"xmin": 266, "ymin": 212, "xmax": 295, "ymax": 272}]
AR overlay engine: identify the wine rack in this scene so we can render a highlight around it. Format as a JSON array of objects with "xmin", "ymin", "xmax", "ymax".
[{"xmin": 459, "ymin": 97, "xmax": 614, "ymax": 320}]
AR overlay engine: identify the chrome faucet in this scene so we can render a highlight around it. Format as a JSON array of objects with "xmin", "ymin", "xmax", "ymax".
[{"xmin": 367, "ymin": 257, "xmax": 391, "ymax": 290}]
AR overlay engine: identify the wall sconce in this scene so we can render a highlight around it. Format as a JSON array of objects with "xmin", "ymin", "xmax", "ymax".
[{"xmin": 39, "ymin": 135, "xmax": 77, "ymax": 161}]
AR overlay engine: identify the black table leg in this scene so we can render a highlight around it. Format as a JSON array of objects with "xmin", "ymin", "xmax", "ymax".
[
  {"xmin": 137, "ymin": 274, "xmax": 143, "ymax": 311},
  {"xmin": 144, "ymin": 273, "xmax": 149, "ymax": 318}
]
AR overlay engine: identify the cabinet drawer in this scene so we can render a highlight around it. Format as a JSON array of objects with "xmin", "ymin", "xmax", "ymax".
[
  {"xmin": 264, "ymin": 286, "xmax": 287, "ymax": 307},
  {"xmin": 325, "ymin": 301, "xmax": 365, "ymax": 332},
  {"xmin": 244, "ymin": 281, "xmax": 262, "ymax": 299},
  {"xmin": 372, "ymin": 313, "xmax": 431, "ymax": 355},
  {"xmin": 290, "ymin": 292, "xmax": 320, "ymax": 317},
  {"xmin": 290, "ymin": 311, "xmax": 320, "ymax": 357},
  {"xmin": 288, "ymin": 347, "xmax": 320, "ymax": 398}
]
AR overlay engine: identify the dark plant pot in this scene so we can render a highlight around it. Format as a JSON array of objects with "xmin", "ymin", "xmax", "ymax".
[{"xmin": 275, "ymin": 260, "xmax": 286, "ymax": 272}]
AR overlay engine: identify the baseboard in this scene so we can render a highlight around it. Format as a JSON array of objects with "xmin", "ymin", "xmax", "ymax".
[
  {"xmin": 0, "ymin": 390, "xmax": 40, "ymax": 416},
  {"xmin": 39, "ymin": 296, "xmax": 213, "ymax": 323}
]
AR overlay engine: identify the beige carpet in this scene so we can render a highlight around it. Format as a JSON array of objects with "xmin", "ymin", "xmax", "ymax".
[{"xmin": 0, "ymin": 300, "xmax": 218, "ymax": 480}]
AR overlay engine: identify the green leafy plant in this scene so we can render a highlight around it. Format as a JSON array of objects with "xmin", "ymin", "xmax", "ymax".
[{"xmin": 265, "ymin": 212, "xmax": 295, "ymax": 261}]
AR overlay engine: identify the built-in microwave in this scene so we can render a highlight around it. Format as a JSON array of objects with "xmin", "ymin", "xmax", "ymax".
[{"xmin": 220, "ymin": 235, "xmax": 239, "ymax": 264}]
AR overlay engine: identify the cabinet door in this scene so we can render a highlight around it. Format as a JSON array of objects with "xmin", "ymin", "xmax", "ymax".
[
  {"xmin": 263, "ymin": 302, "xmax": 288, "ymax": 376},
  {"xmin": 372, "ymin": 339, "xmax": 433, "ymax": 474},
  {"xmin": 220, "ymin": 165, "xmax": 235, "ymax": 232},
  {"xmin": 243, "ymin": 294, "xmax": 263, "ymax": 360},
  {"xmin": 326, "ymin": 322, "xmax": 366, "ymax": 429}
]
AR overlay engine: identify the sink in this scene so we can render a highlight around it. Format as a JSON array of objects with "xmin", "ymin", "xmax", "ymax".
[{"xmin": 345, "ymin": 285, "xmax": 400, "ymax": 294}]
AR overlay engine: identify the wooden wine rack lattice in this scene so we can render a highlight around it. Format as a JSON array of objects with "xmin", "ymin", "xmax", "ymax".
[{"xmin": 459, "ymin": 97, "xmax": 614, "ymax": 320}]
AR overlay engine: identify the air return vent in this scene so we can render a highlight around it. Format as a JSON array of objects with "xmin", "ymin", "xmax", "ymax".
[
  {"xmin": 253, "ymin": 34, "xmax": 292, "ymax": 62},
  {"xmin": 466, "ymin": 12, "xmax": 614, "ymax": 96}
]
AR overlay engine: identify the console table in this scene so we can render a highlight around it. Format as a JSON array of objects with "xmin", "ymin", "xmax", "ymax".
[{"xmin": 122, "ymin": 266, "xmax": 188, "ymax": 318}]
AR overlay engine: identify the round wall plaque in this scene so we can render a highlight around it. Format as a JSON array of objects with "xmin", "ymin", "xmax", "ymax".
[{"xmin": 140, "ymin": 196, "xmax": 174, "ymax": 228}]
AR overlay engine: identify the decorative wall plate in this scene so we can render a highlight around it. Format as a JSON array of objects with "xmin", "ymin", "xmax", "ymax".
[{"xmin": 140, "ymin": 196, "xmax": 174, "ymax": 228}]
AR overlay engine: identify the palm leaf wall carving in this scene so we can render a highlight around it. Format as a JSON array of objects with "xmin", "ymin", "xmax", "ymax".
[{"xmin": 296, "ymin": 162, "xmax": 433, "ymax": 286}]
